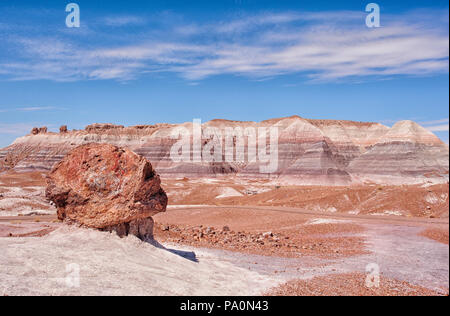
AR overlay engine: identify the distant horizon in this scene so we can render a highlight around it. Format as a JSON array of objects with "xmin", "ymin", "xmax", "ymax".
[
  {"xmin": 4, "ymin": 114, "xmax": 449, "ymax": 147},
  {"xmin": 10, "ymin": 114, "xmax": 448, "ymax": 128},
  {"xmin": 1, "ymin": 0, "xmax": 448, "ymax": 147}
]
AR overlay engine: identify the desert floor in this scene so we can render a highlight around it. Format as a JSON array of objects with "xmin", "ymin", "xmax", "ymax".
[{"xmin": 0, "ymin": 172, "xmax": 448, "ymax": 296}]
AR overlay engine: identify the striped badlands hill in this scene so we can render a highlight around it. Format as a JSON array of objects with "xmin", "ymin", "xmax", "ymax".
[{"xmin": 0, "ymin": 116, "xmax": 448, "ymax": 185}]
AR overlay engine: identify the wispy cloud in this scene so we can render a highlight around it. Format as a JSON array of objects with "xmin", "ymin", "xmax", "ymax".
[
  {"xmin": 0, "ymin": 106, "xmax": 64, "ymax": 113},
  {"xmin": 20, "ymin": 106, "xmax": 63, "ymax": 112},
  {"xmin": 419, "ymin": 118, "xmax": 449, "ymax": 125},
  {"xmin": 102, "ymin": 16, "xmax": 147, "ymax": 27},
  {"xmin": 420, "ymin": 118, "xmax": 449, "ymax": 132},
  {"xmin": 0, "ymin": 123, "xmax": 35, "ymax": 135},
  {"xmin": 426, "ymin": 124, "xmax": 449, "ymax": 132},
  {"xmin": 0, "ymin": 9, "xmax": 448, "ymax": 82}
]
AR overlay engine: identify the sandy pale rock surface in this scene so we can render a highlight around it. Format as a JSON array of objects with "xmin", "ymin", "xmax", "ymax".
[{"xmin": 0, "ymin": 226, "xmax": 282, "ymax": 296}]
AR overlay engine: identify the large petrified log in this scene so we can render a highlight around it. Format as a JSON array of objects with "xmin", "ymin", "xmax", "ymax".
[{"xmin": 45, "ymin": 143, "xmax": 167, "ymax": 240}]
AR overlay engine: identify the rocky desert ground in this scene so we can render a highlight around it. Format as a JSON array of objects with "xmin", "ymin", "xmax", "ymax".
[{"xmin": 0, "ymin": 170, "xmax": 448, "ymax": 296}]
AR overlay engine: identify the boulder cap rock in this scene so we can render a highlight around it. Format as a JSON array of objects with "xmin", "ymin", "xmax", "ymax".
[{"xmin": 46, "ymin": 143, "xmax": 167, "ymax": 229}]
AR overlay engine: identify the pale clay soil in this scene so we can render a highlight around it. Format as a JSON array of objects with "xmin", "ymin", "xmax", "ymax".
[{"xmin": 0, "ymin": 172, "xmax": 448, "ymax": 296}]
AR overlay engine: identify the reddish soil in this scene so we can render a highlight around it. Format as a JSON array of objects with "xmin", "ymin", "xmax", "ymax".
[
  {"xmin": 1, "ymin": 171, "xmax": 448, "ymax": 218},
  {"xmin": 153, "ymin": 206, "xmax": 368, "ymax": 259},
  {"xmin": 265, "ymin": 273, "xmax": 449, "ymax": 296},
  {"xmin": 0, "ymin": 171, "xmax": 47, "ymax": 187},
  {"xmin": 162, "ymin": 178, "xmax": 449, "ymax": 218},
  {"xmin": 420, "ymin": 228, "xmax": 449, "ymax": 245},
  {"xmin": 0, "ymin": 218, "xmax": 60, "ymax": 237},
  {"xmin": 154, "ymin": 222, "xmax": 367, "ymax": 259}
]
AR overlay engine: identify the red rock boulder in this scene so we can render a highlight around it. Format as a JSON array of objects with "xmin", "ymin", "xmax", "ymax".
[{"xmin": 45, "ymin": 143, "xmax": 168, "ymax": 240}]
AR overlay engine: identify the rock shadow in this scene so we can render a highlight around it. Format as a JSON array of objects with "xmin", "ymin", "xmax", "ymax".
[{"xmin": 146, "ymin": 238, "xmax": 198, "ymax": 263}]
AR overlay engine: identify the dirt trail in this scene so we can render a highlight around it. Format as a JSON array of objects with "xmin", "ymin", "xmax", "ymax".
[{"xmin": 159, "ymin": 205, "xmax": 449, "ymax": 227}]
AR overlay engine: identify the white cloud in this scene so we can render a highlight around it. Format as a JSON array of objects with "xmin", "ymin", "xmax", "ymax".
[
  {"xmin": 0, "ymin": 106, "xmax": 64, "ymax": 113},
  {"xmin": 420, "ymin": 118, "xmax": 449, "ymax": 132},
  {"xmin": 103, "ymin": 16, "xmax": 147, "ymax": 27},
  {"xmin": 420, "ymin": 118, "xmax": 449, "ymax": 125},
  {"xmin": 426, "ymin": 124, "xmax": 449, "ymax": 132},
  {"xmin": 19, "ymin": 106, "xmax": 62, "ymax": 112},
  {"xmin": 0, "ymin": 123, "xmax": 35, "ymax": 135},
  {"xmin": 419, "ymin": 118, "xmax": 449, "ymax": 132},
  {"xmin": 0, "ymin": 10, "xmax": 448, "ymax": 82}
]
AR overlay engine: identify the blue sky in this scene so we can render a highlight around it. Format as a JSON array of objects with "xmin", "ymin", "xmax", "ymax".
[{"xmin": 0, "ymin": 0, "xmax": 448, "ymax": 147}]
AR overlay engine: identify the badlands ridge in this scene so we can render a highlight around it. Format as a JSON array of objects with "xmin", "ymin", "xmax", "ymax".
[
  {"xmin": 0, "ymin": 116, "xmax": 449, "ymax": 296},
  {"xmin": 0, "ymin": 116, "xmax": 448, "ymax": 185}
]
